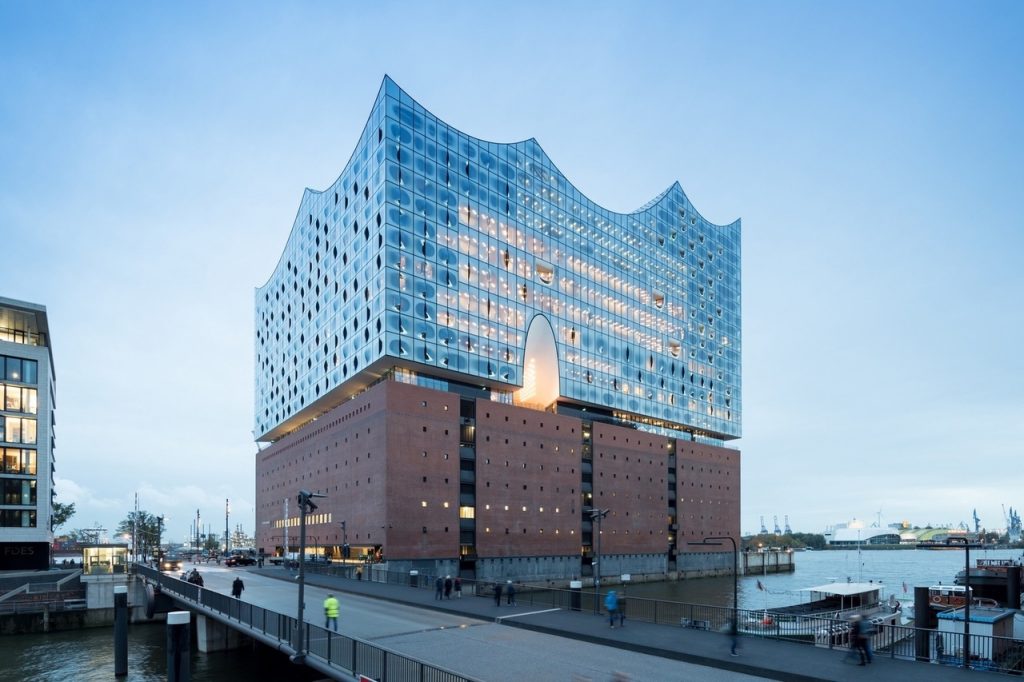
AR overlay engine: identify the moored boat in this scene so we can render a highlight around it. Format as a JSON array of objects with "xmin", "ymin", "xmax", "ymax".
[{"xmin": 740, "ymin": 581, "xmax": 900, "ymax": 640}]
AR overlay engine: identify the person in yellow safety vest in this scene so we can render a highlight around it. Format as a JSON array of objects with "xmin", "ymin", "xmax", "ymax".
[{"xmin": 324, "ymin": 593, "xmax": 340, "ymax": 631}]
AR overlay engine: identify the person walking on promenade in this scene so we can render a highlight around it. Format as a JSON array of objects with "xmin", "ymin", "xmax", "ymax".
[
  {"xmin": 444, "ymin": 575, "xmax": 453, "ymax": 599},
  {"xmin": 231, "ymin": 576, "xmax": 245, "ymax": 598},
  {"xmin": 494, "ymin": 581, "xmax": 503, "ymax": 606},
  {"xmin": 435, "ymin": 576, "xmax": 444, "ymax": 600},
  {"xmin": 454, "ymin": 577, "xmax": 462, "ymax": 598},
  {"xmin": 850, "ymin": 614, "xmax": 872, "ymax": 665},
  {"xmin": 604, "ymin": 590, "xmax": 619, "ymax": 628},
  {"xmin": 324, "ymin": 593, "xmax": 340, "ymax": 631},
  {"xmin": 506, "ymin": 580, "xmax": 516, "ymax": 606}
]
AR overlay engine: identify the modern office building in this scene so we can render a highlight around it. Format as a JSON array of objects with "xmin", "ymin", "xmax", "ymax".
[
  {"xmin": 0, "ymin": 297, "xmax": 55, "ymax": 570},
  {"xmin": 255, "ymin": 77, "xmax": 741, "ymax": 581}
]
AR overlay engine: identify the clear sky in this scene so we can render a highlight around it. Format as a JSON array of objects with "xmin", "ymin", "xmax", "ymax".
[{"xmin": 2, "ymin": 1, "xmax": 1021, "ymax": 544}]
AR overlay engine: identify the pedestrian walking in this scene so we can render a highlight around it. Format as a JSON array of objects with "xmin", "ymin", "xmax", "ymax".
[
  {"xmin": 849, "ymin": 614, "xmax": 872, "ymax": 665},
  {"xmin": 604, "ymin": 590, "xmax": 619, "ymax": 628},
  {"xmin": 454, "ymin": 577, "xmax": 462, "ymax": 598},
  {"xmin": 444, "ymin": 575, "xmax": 453, "ymax": 599},
  {"xmin": 323, "ymin": 593, "xmax": 340, "ymax": 631},
  {"xmin": 231, "ymin": 576, "xmax": 245, "ymax": 598},
  {"xmin": 435, "ymin": 576, "xmax": 444, "ymax": 600},
  {"xmin": 506, "ymin": 580, "xmax": 516, "ymax": 605},
  {"xmin": 494, "ymin": 581, "xmax": 503, "ymax": 606}
]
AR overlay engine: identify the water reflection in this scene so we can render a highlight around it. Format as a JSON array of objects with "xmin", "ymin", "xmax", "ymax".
[
  {"xmin": 0, "ymin": 622, "xmax": 320, "ymax": 682},
  {"xmin": 621, "ymin": 549, "xmax": 1023, "ymax": 610}
]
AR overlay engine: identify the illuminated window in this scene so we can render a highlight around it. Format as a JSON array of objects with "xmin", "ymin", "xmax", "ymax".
[{"xmin": 459, "ymin": 506, "xmax": 475, "ymax": 519}]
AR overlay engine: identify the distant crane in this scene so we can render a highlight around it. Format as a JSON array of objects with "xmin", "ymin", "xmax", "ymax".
[
  {"xmin": 759, "ymin": 516, "xmax": 768, "ymax": 534},
  {"xmin": 773, "ymin": 515, "xmax": 782, "ymax": 534},
  {"xmin": 784, "ymin": 515, "xmax": 792, "ymax": 534},
  {"xmin": 973, "ymin": 508, "xmax": 981, "ymax": 535},
  {"xmin": 1007, "ymin": 506, "xmax": 1022, "ymax": 543}
]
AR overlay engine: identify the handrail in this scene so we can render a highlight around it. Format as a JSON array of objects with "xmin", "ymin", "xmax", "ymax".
[{"xmin": 137, "ymin": 564, "xmax": 483, "ymax": 682}]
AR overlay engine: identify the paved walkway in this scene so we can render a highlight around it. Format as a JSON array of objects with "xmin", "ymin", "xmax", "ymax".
[{"xmin": 253, "ymin": 567, "xmax": 978, "ymax": 681}]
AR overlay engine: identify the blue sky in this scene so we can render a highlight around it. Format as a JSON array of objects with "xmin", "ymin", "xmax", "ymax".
[{"xmin": 1, "ymin": 1, "xmax": 1021, "ymax": 542}]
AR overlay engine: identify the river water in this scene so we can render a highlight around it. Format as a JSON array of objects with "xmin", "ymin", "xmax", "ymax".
[
  {"xmin": 624, "ymin": 548, "xmax": 1024, "ymax": 611},
  {"xmin": 1, "ymin": 548, "xmax": 1020, "ymax": 680},
  {"xmin": 0, "ymin": 622, "xmax": 320, "ymax": 682}
]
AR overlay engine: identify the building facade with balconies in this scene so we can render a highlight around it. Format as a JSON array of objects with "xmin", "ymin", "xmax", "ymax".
[{"xmin": 0, "ymin": 297, "xmax": 55, "ymax": 570}]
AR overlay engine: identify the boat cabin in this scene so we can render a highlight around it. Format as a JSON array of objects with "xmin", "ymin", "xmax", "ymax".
[{"xmin": 776, "ymin": 582, "xmax": 883, "ymax": 616}]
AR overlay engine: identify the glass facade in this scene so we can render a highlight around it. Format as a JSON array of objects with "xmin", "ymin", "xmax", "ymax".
[
  {"xmin": 0, "ymin": 300, "xmax": 51, "ymax": 539},
  {"xmin": 256, "ymin": 77, "xmax": 741, "ymax": 443}
]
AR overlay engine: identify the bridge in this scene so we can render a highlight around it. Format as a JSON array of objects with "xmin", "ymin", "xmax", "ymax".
[{"xmin": 137, "ymin": 562, "xmax": 983, "ymax": 681}]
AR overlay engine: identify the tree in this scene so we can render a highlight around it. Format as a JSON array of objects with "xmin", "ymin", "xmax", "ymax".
[
  {"xmin": 51, "ymin": 501, "xmax": 76, "ymax": 531},
  {"xmin": 117, "ymin": 511, "xmax": 161, "ymax": 559}
]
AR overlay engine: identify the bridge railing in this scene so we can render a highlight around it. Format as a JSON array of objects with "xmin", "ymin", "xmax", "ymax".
[
  {"xmin": 296, "ymin": 565, "xmax": 1024, "ymax": 675},
  {"xmin": 137, "ymin": 565, "xmax": 483, "ymax": 682}
]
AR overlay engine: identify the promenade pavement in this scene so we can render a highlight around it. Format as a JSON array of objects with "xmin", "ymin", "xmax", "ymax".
[{"xmin": 252, "ymin": 565, "xmax": 978, "ymax": 682}]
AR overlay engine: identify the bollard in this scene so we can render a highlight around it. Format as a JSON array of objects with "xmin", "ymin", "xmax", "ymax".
[
  {"xmin": 569, "ymin": 580, "xmax": 582, "ymax": 611},
  {"xmin": 167, "ymin": 611, "xmax": 191, "ymax": 682},
  {"xmin": 114, "ymin": 585, "xmax": 128, "ymax": 677}
]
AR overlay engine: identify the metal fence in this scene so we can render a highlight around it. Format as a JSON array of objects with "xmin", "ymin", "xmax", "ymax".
[
  {"xmin": 299, "ymin": 565, "xmax": 1024, "ymax": 676},
  {"xmin": 137, "ymin": 565, "xmax": 482, "ymax": 682}
]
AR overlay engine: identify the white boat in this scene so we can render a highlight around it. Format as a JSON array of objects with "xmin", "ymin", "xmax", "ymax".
[{"xmin": 740, "ymin": 581, "xmax": 901, "ymax": 641}]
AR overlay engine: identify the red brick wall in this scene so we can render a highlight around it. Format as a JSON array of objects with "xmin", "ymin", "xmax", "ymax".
[
  {"xmin": 380, "ymin": 383, "xmax": 461, "ymax": 559},
  {"xmin": 675, "ymin": 442, "xmax": 741, "ymax": 553},
  {"xmin": 591, "ymin": 423, "xmax": 672, "ymax": 555},
  {"xmin": 256, "ymin": 386, "xmax": 390, "ymax": 553},
  {"xmin": 256, "ymin": 380, "xmax": 741, "ymax": 565},
  {"xmin": 474, "ymin": 402, "xmax": 582, "ymax": 557}
]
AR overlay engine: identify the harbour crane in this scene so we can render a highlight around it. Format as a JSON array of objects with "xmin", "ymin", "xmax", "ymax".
[
  {"xmin": 783, "ymin": 515, "xmax": 791, "ymax": 534},
  {"xmin": 759, "ymin": 516, "xmax": 767, "ymax": 534},
  {"xmin": 1008, "ymin": 507, "xmax": 1022, "ymax": 543},
  {"xmin": 973, "ymin": 508, "xmax": 980, "ymax": 535},
  {"xmin": 773, "ymin": 515, "xmax": 782, "ymax": 534}
]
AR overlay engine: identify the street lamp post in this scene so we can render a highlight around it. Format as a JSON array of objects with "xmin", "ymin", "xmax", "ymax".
[
  {"xmin": 689, "ymin": 535, "xmax": 739, "ymax": 651},
  {"xmin": 589, "ymin": 508, "xmax": 609, "ymax": 612},
  {"xmin": 224, "ymin": 499, "xmax": 230, "ymax": 555},
  {"xmin": 292, "ymin": 489, "xmax": 325, "ymax": 664},
  {"xmin": 947, "ymin": 537, "xmax": 981, "ymax": 668}
]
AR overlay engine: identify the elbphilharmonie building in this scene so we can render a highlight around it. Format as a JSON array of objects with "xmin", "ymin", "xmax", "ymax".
[{"xmin": 255, "ymin": 77, "xmax": 741, "ymax": 581}]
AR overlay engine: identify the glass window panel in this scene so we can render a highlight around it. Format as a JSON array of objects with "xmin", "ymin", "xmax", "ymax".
[
  {"xmin": 7, "ymin": 418, "xmax": 21, "ymax": 444},
  {"xmin": 23, "ymin": 388, "xmax": 36, "ymax": 414},
  {"xmin": 4, "ymin": 358, "xmax": 21, "ymax": 382},
  {"xmin": 5, "ymin": 385, "xmax": 21, "ymax": 411},
  {"xmin": 23, "ymin": 361, "xmax": 37, "ymax": 384},
  {"xmin": 22, "ymin": 419, "xmax": 35, "ymax": 444}
]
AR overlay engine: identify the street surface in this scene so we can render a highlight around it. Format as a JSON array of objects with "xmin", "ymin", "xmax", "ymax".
[{"xmin": 183, "ymin": 561, "xmax": 767, "ymax": 682}]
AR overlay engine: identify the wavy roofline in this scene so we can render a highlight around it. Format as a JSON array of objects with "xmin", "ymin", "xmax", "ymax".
[{"xmin": 257, "ymin": 75, "xmax": 739, "ymax": 292}]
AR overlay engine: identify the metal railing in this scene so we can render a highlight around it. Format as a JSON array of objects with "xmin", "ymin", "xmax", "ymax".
[
  {"xmin": 295, "ymin": 565, "xmax": 1024, "ymax": 675},
  {"xmin": 137, "ymin": 565, "xmax": 482, "ymax": 682}
]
